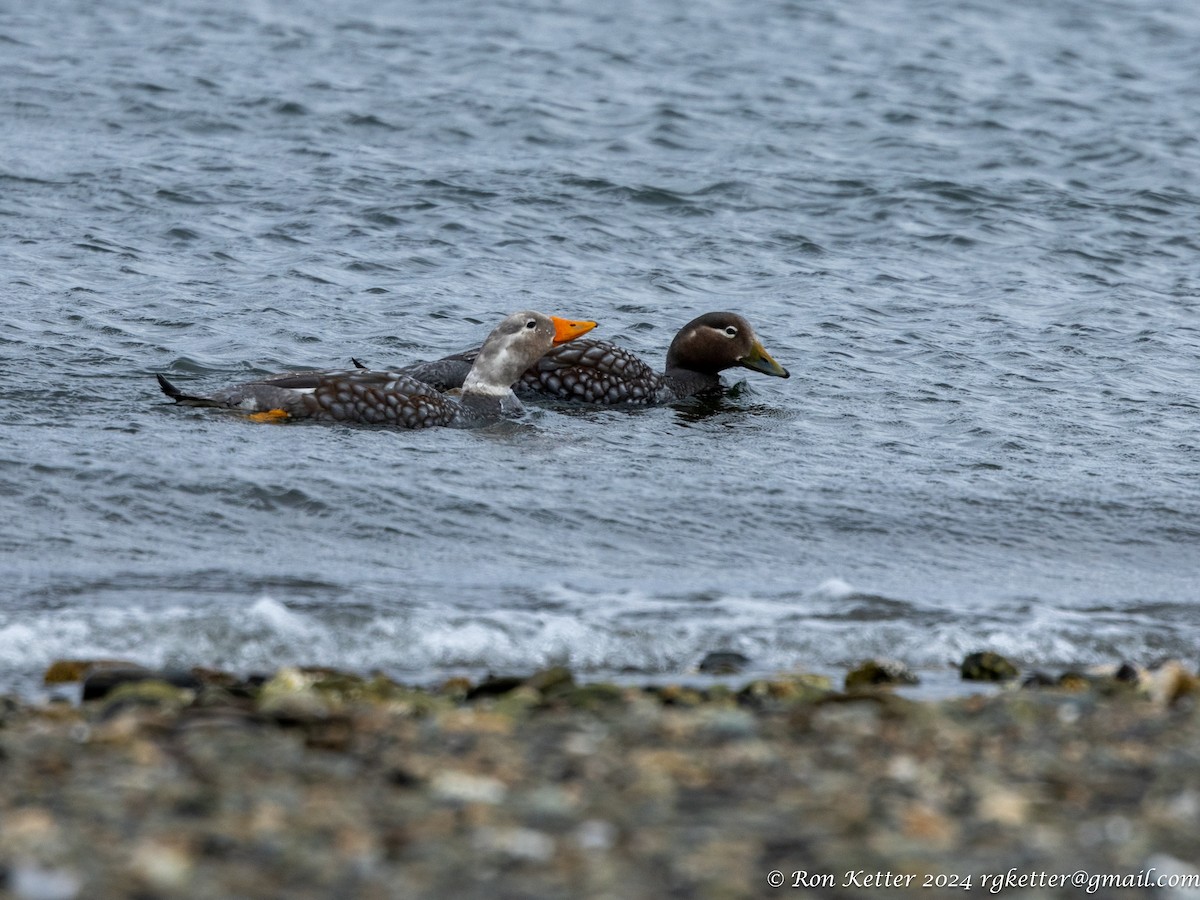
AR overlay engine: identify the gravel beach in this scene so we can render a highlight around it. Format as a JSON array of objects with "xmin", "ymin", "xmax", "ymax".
[{"xmin": 2, "ymin": 659, "xmax": 1199, "ymax": 899}]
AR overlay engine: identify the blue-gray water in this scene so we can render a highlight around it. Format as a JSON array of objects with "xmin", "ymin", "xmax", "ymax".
[{"xmin": 3, "ymin": 0, "xmax": 1199, "ymax": 697}]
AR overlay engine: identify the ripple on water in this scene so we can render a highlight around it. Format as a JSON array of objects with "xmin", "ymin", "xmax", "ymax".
[{"xmin": 1, "ymin": 0, "xmax": 1199, "ymax": 692}]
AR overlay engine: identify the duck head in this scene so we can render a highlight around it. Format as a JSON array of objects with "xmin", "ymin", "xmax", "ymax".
[
  {"xmin": 463, "ymin": 311, "xmax": 597, "ymax": 395},
  {"xmin": 665, "ymin": 312, "xmax": 790, "ymax": 378}
]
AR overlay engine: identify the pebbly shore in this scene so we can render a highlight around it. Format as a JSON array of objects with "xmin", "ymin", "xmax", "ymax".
[{"xmin": 2, "ymin": 656, "xmax": 1199, "ymax": 900}]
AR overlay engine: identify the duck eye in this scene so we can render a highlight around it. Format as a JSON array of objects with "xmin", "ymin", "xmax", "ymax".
[
  {"xmin": 723, "ymin": 326, "xmax": 738, "ymax": 337},
  {"xmin": 526, "ymin": 320, "xmax": 538, "ymax": 330}
]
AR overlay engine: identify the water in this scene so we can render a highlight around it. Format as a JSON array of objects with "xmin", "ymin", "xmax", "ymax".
[{"xmin": 3, "ymin": 0, "xmax": 1199, "ymax": 698}]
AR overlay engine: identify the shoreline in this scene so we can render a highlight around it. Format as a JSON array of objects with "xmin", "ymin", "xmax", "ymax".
[{"xmin": 2, "ymin": 658, "xmax": 1199, "ymax": 899}]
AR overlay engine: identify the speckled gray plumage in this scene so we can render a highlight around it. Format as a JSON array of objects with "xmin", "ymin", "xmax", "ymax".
[
  {"xmin": 398, "ymin": 341, "xmax": 666, "ymax": 404},
  {"xmin": 159, "ymin": 368, "xmax": 488, "ymax": 428},
  {"xmin": 158, "ymin": 311, "xmax": 592, "ymax": 428},
  {"xmin": 520, "ymin": 340, "xmax": 670, "ymax": 404},
  {"xmin": 396, "ymin": 312, "xmax": 789, "ymax": 407},
  {"xmin": 291, "ymin": 369, "xmax": 477, "ymax": 428}
]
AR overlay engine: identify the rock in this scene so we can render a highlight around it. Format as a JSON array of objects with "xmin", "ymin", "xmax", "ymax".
[
  {"xmin": 437, "ymin": 676, "xmax": 473, "ymax": 700},
  {"xmin": 1056, "ymin": 672, "xmax": 1090, "ymax": 692},
  {"xmin": 524, "ymin": 666, "xmax": 575, "ymax": 697},
  {"xmin": 254, "ymin": 667, "xmax": 419, "ymax": 716},
  {"xmin": 1115, "ymin": 661, "xmax": 1140, "ymax": 683},
  {"xmin": 464, "ymin": 675, "xmax": 525, "ymax": 700},
  {"xmin": 472, "ymin": 826, "xmax": 555, "ymax": 862},
  {"xmin": 653, "ymin": 684, "xmax": 706, "ymax": 707},
  {"xmin": 1144, "ymin": 854, "xmax": 1200, "ymax": 900},
  {"xmin": 464, "ymin": 668, "xmax": 575, "ymax": 702},
  {"xmin": 737, "ymin": 674, "xmax": 832, "ymax": 708},
  {"xmin": 562, "ymin": 683, "xmax": 626, "ymax": 709},
  {"xmin": 574, "ymin": 819, "xmax": 618, "ymax": 852},
  {"xmin": 99, "ymin": 680, "xmax": 195, "ymax": 717},
  {"xmin": 1142, "ymin": 660, "xmax": 1200, "ymax": 707},
  {"xmin": 697, "ymin": 650, "xmax": 751, "ymax": 675},
  {"xmin": 703, "ymin": 684, "xmax": 736, "ymax": 704},
  {"xmin": 43, "ymin": 659, "xmax": 141, "ymax": 686},
  {"xmin": 430, "ymin": 771, "xmax": 508, "ymax": 805},
  {"xmin": 1022, "ymin": 671, "xmax": 1057, "ymax": 688},
  {"xmin": 693, "ymin": 707, "xmax": 758, "ymax": 739},
  {"xmin": 976, "ymin": 785, "xmax": 1031, "ymax": 825},
  {"xmin": 130, "ymin": 838, "xmax": 194, "ymax": 891},
  {"xmin": 81, "ymin": 667, "xmax": 202, "ymax": 702},
  {"xmin": 0, "ymin": 695, "xmax": 22, "ymax": 726},
  {"xmin": 844, "ymin": 659, "xmax": 919, "ymax": 689},
  {"xmin": 961, "ymin": 651, "xmax": 1019, "ymax": 682},
  {"xmin": 9, "ymin": 864, "xmax": 82, "ymax": 900},
  {"xmin": 256, "ymin": 668, "xmax": 332, "ymax": 719}
]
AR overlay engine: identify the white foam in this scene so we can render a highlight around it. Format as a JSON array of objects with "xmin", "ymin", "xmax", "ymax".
[
  {"xmin": 1, "ymin": 578, "xmax": 1193, "ymax": 699},
  {"xmin": 248, "ymin": 595, "xmax": 311, "ymax": 636},
  {"xmin": 813, "ymin": 577, "xmax": 855, "ymax": 600}
]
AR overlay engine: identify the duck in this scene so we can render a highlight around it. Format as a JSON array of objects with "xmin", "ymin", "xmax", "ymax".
[
  {"xmin": 156, "ymin": 311, "xmax": 597, "ymax": 428},
  {"xmin": 393, "ymin": 311, "xmax": 789, "ymax": 406}
]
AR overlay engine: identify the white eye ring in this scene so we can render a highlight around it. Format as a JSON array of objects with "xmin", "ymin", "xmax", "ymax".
[{"xmin": 723, "ymin": 326, "xmax": 738, "ymax": 338}]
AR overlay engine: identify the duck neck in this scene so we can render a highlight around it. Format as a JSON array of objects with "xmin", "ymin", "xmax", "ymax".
[
  {"xmin": 662, "ymin": 366, "xmax": 723, "ymax": 397},
  {"xmin": 461, "ymin": 371, "xmax": 512, "ymax": 397},
  {"xmin": 461, "ymin": 338, "xmax": 530, "ymax": 397}
]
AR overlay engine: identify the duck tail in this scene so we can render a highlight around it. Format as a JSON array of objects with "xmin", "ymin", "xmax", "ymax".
[{"xmin": 156, "ymin": 373, "xmax": 220, "ymax": 407}]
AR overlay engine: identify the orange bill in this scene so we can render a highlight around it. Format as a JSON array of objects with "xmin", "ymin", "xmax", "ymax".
[{"xmin": 550, "ymin": 316, "xmax": 598, "ymax": 344}]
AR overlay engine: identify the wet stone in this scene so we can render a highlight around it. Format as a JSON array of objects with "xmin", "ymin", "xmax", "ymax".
[
  {"xmin": 524, "ymin": 666, "xmax": 575, "ymax": 697},
  {"xmin": 465, "ymin": 676, "xmax": 525, "ymax": 701},
  {"xmin": 736, "ymin": 675, "xmax": 832, "ymax": 708},
  {"xmin": 1056, "ymin": 672, "xmax": 1090, "ymax": 692},
  {"xmin": 560, "ymin": 684, "xmax": 626, "ymax": 710},
  {"xmin": 43, "ymin": 660, "xmax": 142, "ymax": 686},
  {"xmin": 99, "ymin": 680, "xmax": 196, "ymax": 717},
  {"xmin": 653, "ymin": 684, "xmax": 706, "ymax": 707},
  {"xmin": 82, "ymin": 668, "xmax": 203, "ymax": 702},
  {"xmin": 961, "ymin": 651, "xmax": 1020, "ymax": 682},
  {"xmin": 1115, "ymin": 661, "xmax": 1140, "ymax": 683},
  {"xmin": 697, "ymin": 650, "xmax": 751, "ymax": 675},
  {"xmin": 845, "ymin": 658, "xmax": 919, "ymax": 689},
  {"xmin": 1022, "ymin": 671, "xmax": 1058, "ymax": 689}
]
